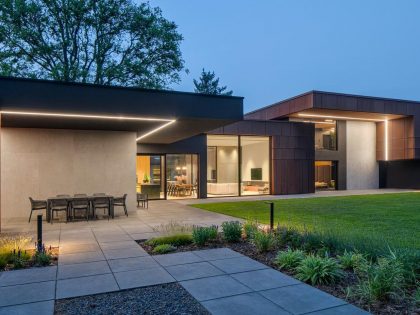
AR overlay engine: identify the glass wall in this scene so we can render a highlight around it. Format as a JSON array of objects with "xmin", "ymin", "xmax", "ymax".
[
  {"xmin": 207, "ymin": 135, "xmax": 270, "ymax": 197},
  {"xmin": 207, "ymin": 135, "xmax": 239, "ymax": 197},
  {"xmin": 240, "ymin": 136, "xmax": 270, "ymax": 195},
  {"xmin": 136, "ymin": 155, "xmax": 165, "ymax": 199},
  {"xmin": 315, "ymin": 121, "xmax": 337, "ymax": 151},
  {"xmin": 166, "ymin": 154, "xmax": 198, "ymax": 199},
  {"xmin": 315, "ymin": 160, "xmax": 337, "ymax": 190}
]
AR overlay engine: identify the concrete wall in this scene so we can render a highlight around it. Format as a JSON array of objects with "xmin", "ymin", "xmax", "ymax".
[
  {"xmin": 346, "ymin": 121, "xmax": 379, "ymax": 189},
  {"xmin": 1, "ymin": 128, "xmax": 137, "ymax": 220}
]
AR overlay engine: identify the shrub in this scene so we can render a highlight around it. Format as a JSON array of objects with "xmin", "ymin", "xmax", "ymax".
[
  {"xmin": 152, "ymin": 244, "xmax": 176, "ymax": 254},
  {"xmin": 34, "ymin": 251, "xmax": 52, "ymax": 266},
  {"xmin": 0, "ymin": 233, "xmax": 32, "ymax": 254},
  {"xmin": 349, "ymin": 257, "xmax": 405, "ymax": 303},
  {"xmin": 415, "ymin": 286, "xmax": 420, "ymax": 305},
  {"xmin": 275, "ymin": 248, "xmax": 305, "ymax": 271},
  {"xmin": 296, "ymin": 255, "xmax": 343, "ymax": 285},
  {"xmin": 252, "ymin": 231, "xmax": 276, "ymax": 253},
  {"xmin": 0, "ymin": 254, "xmax": 7, "ymax": 269},
  {"xmin": 389, "ymin": 248, "xmax": 420, "ymax": 284},
  {"xmin": 8, "ymin": 249, "xmax": 30, "ymax": 269},
  {"xmin": 243, "ymin": 220, "xmax": 259, "ymax": 240},
  {"xmin": 192, "ymin": 225, "xmax": 218, "ymax": 246},
  {"xmin": 338, "ymin": 250, "xmax": 368, "ymax": 273},
  {"xmin": 276, "ymin": 226, "xmax": 304, "ymax": 249},
  {"xmin": 152, "ymin": 221, "xmax": 194, "ymax": 235},
  {"xmin": 145, "ymin": 234, "xmax": 193, "ymax": 247},
  {"xmin": 221, "ymin": 221, "xmax": 242, "ymax": 242}
]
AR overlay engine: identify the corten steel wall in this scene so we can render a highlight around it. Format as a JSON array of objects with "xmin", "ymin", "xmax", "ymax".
[
  {"xmin": 210, "ymin": 120, "xmax": 315, "ymax": 195},
  {"xmin": 1, "ymin": 128, "xmax": 137, "ymax": 221},
  {"xmin": 376, "ymin": 117, "xmax": 415, "ymax": 161},
  {"xmin": 137, "ymin": 135, "xmax": 207, "ymax": 198}
]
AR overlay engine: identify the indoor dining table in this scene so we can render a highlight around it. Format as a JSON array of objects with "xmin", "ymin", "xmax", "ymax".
[{"xmin": 46, "ymin": 195, "xmax": 114, "ymax": 222}]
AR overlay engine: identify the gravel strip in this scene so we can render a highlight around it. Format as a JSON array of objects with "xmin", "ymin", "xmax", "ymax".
[{"xmin": 54, "ymin": 283, "xmax": 210, "ymax": 315}]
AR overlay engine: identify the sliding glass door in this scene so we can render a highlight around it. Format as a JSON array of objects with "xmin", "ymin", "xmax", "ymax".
[
  {"xmin": 166, "ymin": 154, "xmax": 198, "ymax": 200},
  {"xmin": 136, "ymin": 155, "xmax": 165, "ymax": 199}
]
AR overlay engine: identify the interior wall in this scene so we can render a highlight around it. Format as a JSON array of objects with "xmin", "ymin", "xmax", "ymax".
[
  {"xmin": 217, "ymin": 146, "xmax": 238, "ymax": 183},
  {"xmin": 241, "ymin": 141, "xmax": 269, "ymax": 181},
  {"xmin": 1, "ymin": 128, "xmax": 137, "ymax": 220},
  {"xmin": 136, "ymin": 156, "xmax": 150, "ymax": 185},
  {"xmin": 346, "ymin": 121, "xmax": 379, "ymax": 189}
]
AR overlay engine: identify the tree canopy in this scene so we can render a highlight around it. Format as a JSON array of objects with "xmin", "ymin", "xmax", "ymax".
[
  {"xmin": 0, "ymin": 0, "xmax": 184, "ymax": 89},
  {"xmin": 193, "ymin": 68, "xmax": 233, "ymax": 96}
]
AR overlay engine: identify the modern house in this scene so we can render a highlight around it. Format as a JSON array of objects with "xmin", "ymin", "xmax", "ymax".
[{"xmin": 0, "ymin": 77, "xmax": 419, "ymax": 224}]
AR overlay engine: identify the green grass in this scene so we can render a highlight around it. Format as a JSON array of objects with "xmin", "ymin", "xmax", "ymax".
[{"xmin": 192, "ymin": 193, "xmax": 420, "ymax": 251}]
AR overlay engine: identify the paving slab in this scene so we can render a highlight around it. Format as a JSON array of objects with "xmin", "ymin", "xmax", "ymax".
[
  {"xmin": 202, "ymin": 292, "xmax": 289, "ymax": 315},
  {"xmin": 0, "ymin": 266, "xmax": 57, "ymax": 287},
  {"xmin": 260, "ymin": 283, "xmax": 347, "ymax": 314},
  {"xmin": 58, "ymin": 250, "xmax": 105, "ymax": 265},
  {"xmin": 99, "ymin": 240, "xmax": 140, "ymax": 250},
  {"xmin": 59, "ymin": 243, "xmax": 100, "ymax": 254},
  {"xmin": 58, "ymin": 260, "xmax": 111, "ymax": 279},
  {"xmin": 108, "ymin": 256, "xmax": 160, "ymax": 273},
  {"xmin": 306, "ymin": 304, "xmax": 370, "ymax": 315},
  {"xmin": 193, "ymin": 248, "xmax": 243, "ymax": 261},
  {"xmin": 165, "ymin": 261, "xmax": 224, "ymax": 281},
  {"xmin": 102, "ymin": 247, "xmax": 148, "ymax": 260},
  {"xmin": 0, "ymin": 281, "xmax": 55, "ymax": 307},
  {"xmin": 129, "ymin": 232, "xmax": 160, "ymax": 240},
  {"xmin": 95, "ymin": 234, "xmax": 132, "ymax": 242},
  {"xmin": 231, "ymin": 268, "xmax": 300, "ymax": 291},
  {"xmin": 0, "ymin": 300, "xmax": 54, "ymax": 315},
  {"xmin": 180, "ymin": 275, "xmax": 252, "ymax": 302},
  {"xmin": 209, "ymin": 256, "xmax": 269, "ymax": 274},
  {"xmin": 56, "ymin": 273, "xmax": 119, "ymax": 299},
  {"xmin": 114, "ymin": 267, "xmax": 175, "ymax": 289},
  {"xmin": 153, "ymin": 252, "xmax": 203, "ymax": 267}
]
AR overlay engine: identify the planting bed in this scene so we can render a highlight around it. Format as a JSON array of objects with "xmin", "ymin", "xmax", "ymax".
[{"xmin": 138, "ymin": 228, "xmax": 419, "ymax": 315}]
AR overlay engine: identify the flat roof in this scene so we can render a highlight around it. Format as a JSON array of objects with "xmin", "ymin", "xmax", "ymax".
[{"xmin": 0, "ymin": 76, "xmax": 243, "ymax": 143}]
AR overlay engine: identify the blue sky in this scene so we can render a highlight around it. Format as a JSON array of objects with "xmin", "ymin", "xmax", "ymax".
[{"xmin": 150, "ymin": 0, "xmax": 420, "ymax": 113}]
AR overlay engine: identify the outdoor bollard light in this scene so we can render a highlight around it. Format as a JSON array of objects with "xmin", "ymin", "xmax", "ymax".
[
  {"xmin": 264, "ymin": 201, "xmax": 274, "ymax": 231},
  {"xmin": 37, "ymin": 214, "xmax": 43, "ymax": 252}
]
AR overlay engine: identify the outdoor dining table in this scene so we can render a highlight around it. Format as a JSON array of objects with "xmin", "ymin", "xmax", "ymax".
[{"xmin": 46, "ymin": 195, "xmax": 115, "ymax": 222}]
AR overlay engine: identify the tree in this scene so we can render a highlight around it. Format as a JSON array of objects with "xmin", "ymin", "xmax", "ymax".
[
  {"xmin": 0, "ymin": 0, "xmax": 184, "ymax": 89},
  {"xmin": 193, "ymin": 68, "xmax": 233, "ymax": 96}
]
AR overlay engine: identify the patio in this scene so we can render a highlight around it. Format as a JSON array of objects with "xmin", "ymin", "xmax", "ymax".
[{"xmin": 0, "ymin": 199, "xmax": 370, "ymax": 314}]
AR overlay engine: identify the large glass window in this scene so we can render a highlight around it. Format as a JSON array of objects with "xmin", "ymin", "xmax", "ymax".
[
  {"xmin": 315, "ymin": 121, "xmax": 337, "ymax": 151},
  {"xmin": 207, "ymin": 135, "xmax": 239, "ymax": 197},
  {"xmin": 166, "ymin": 154, "xmax": 198, "ymax": 199},
  {"xmin": 315, "ymin": 160, "xmax": 337, "ymax": 190},
  {"xmin": 136, "ymin": 155, "xmax": 165, "ymax": 199},
  {"xmin": 240, "ymin": 136, "xmax": 270, "ymax": 195}
]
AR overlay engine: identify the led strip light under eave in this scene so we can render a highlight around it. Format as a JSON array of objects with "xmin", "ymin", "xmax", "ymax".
[
  {"xmin": 297, "ymin": 113, "xmax": 384, "ymax": 122},
  {"xmin": 0, "ymin": 110, "xmax": 176, "ymax": 142}
]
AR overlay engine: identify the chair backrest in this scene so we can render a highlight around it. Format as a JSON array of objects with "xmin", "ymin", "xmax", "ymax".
[
  {"xmin": 93, "ymin": 193, "xmax": 106, "ymax": 196},
  {"xmin": 72, "ymin": 197, "xmax": 89, "ymax": 206},
  {"xmin": 93, "ymin": 197, "xmax": 109, "ymax": 206},
  {"xmin": 56, "ymin": 194, "xmax": 70, "ymax": 197},
  {"xmin": 51, "ymin": 198, "xmax": 68, "ymax": 207},
  {"xmin": 74, "ymin": 194, "xmax": 87, "ymax": 197}
]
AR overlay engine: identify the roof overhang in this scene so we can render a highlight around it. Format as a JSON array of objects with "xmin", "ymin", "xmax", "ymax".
[{"xmin": 0, "ymin": 77, "xmax": 243, "ymax": 144}]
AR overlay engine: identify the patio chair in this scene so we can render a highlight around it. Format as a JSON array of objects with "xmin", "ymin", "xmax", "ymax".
[
  {"xmin": 137, "ymin": 193, "xmax": 148, "ymax": 209},
  {"xmin": 74, "ymin": 194, "xmax": 87, "ymax": 197},
  {"xmin": 92, "ymin": 196, "xmax": 110, "ymax": 220},
  {"xmin": 93, "ymin": 193, "xmax": 106, "ymax": 196},
  {"xmin": 28, "ymin": 197, "xmax": 47, "ymax": 222},
  {"xmin": 56, "ymin": 194, "xmax": 70, "ymax": 197},
  {"xmin": 70, "ymin": 197, "xmax": 90, "ymax": 221},
  {"xmin": 114, "ymin": 194, "xmax": 128, "ymax": 217},
  {"xmin": 50, "ymin": 198, "xmax": 69, "ymax": 224}
]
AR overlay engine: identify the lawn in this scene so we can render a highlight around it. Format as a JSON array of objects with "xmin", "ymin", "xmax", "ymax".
[{"xmin": 192, "ymin": 193, "xmax": 420, "ymax": 252}]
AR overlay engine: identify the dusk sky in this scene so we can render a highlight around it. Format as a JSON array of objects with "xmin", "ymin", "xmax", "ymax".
[{"xmin": 151, "ymin": 0, "xmax": 420, "ymax": 113}]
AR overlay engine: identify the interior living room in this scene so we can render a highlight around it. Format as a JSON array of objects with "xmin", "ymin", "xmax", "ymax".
[{"xmin": 206, "ymin": 135, "xmax": 270, "ymax": 197}]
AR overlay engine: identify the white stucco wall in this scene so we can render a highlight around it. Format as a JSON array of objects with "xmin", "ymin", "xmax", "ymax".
[
  {"xmin": 1, "ymin": 128, "xmax": 137, "ymax": 220},
  {"xmin": 346, "ymin": 121, "xmax": 379, "ymax": 189}
]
